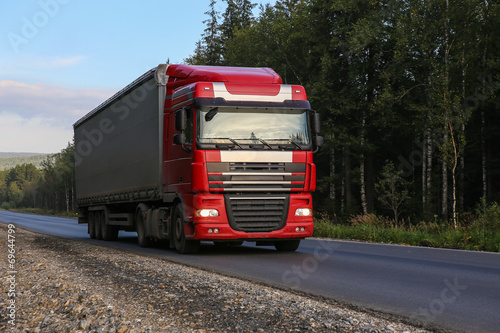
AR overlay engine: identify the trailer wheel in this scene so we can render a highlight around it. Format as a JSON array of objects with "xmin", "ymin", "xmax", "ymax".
[
  {"xmin": 88, "ymin": 211, "xmax": 96, "ymax": 239},
  {"xmin": 173, "ymin": 204, "xmax": 200, "ymax": 254},
  {"xmin": 95, "ymin": 211, "xmax": 103, "ymax": 240},
  {"xmin": 101, "ymin": 211, "xmax": 119, "ymax": 241},
  {"xmin": 136, "ymin": 211, "xmax": 151, "ymax": 248},
  {"xmin": 274, "ymin": 240, "xmax": 301, "ymax": 252}
]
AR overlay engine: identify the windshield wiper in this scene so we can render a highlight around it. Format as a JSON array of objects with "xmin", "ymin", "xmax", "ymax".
[
  {"xmin": 258, "ymin": 138, "xmax": 303, "ymax": 150},
  {"xmin": 257, "ymin": 138, "xmax": 273, "ymax": 149},
  {"xmin": 202, "ymin": 137, "xmax": 243, "ymax": 149},
  {"xmin": 281, "ymin": 139, "xmax": 302, "ymax": 150},
  {"xmin": 226, "ymin": 138, "xmax": 243, "ymax": 149}
]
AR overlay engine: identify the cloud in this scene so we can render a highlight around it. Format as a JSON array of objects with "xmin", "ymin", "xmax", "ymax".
[
  {"xmin": 0, "ymin": 80, "xmax": 116, "ymax": 153},
  {"xmin": 32, "ymin": 55, "xmax": 88, "ymax": 68},
  {"xmin": 0, "ymin": 80, "xmax": 115, "ymax": 124},
  {"xmin": 0, "ymin": 112, "xmax": 72, "ymax": 153},
  {"xmin": 0, "ymin": 55, "xmax": 88, "ymax": 79}
]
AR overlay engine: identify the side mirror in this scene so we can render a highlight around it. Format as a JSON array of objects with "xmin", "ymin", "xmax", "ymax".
[
  {"xmin": 175, "ymin": 108, "xmax": 187, "ymax": 131},
  {"xmin": 312, "ymin": 135, "xmax": 324, "ymax": 153},
  {"xmin": 314, "ymin": 135, "xmax": 324, "ymax": 148},
  {"xmin": 173, "ymin": 133, "xmax": 186, "ymax": 145},
  {"xmin": 312, "ymin": 112, "xmax": 321, "ymax": 134}
]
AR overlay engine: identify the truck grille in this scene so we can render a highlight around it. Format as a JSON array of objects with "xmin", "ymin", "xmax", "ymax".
[
  {"xmin": 225, "ymin": 195, "xmax": 289, "ymax": 232},
  {"xmin": 207, "ymin": 162, "xmax": 306, "ymax": 192},
  {"xmin": 229, "ymin": 162, "xmax": 285, "ymax": 172}
]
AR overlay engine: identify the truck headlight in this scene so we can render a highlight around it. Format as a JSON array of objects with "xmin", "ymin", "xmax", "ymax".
[
  {"xmin": 196, "ymin": 209, "xmax": 219, "ymax": 217},
  {"xmin": 295, "ymin": 208, "xmax": 312, "ymax": 217}
]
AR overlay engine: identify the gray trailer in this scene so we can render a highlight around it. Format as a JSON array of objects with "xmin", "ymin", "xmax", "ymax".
[{"xmin": 74, "ymin": 66, "xmax": 167, "ymax": 240}]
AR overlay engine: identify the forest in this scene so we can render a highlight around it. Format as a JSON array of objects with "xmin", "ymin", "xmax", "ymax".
[
  {"xmin": 1, "ymin": 0, "xmax": 499, "ymax": 229},
  {"xmin": 0, "ymin": 154, "xmax": 49, "ymax": 171},
  {"xmin": 186, "ymin": 0, "xmax": 500, "ymax": 226},
  {"xmin": 0, "ymin": 145, "xmax": 75, "ymax": 213}
]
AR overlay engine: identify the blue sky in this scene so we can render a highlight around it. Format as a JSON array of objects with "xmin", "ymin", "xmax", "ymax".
[{"xmin": 0, "ymin": 0, "xmax": 275, "ymax": 153}]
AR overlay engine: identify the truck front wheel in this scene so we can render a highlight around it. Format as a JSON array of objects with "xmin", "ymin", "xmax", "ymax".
[
  {"xmin": 274, "ymin": 240, "xmax": 301, "ymax": 252},
  {"xmin": 173, "ymin": 204, "xmax": 200, "ymax": 254}
]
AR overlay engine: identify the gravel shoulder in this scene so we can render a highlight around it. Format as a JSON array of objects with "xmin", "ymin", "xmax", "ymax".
[{"xmin": 1, "ymin": 225, "xmax": 431, "ymax": 332}]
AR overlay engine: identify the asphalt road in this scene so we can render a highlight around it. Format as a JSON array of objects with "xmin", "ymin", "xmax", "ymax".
[{"xmin": 1, "ymin": 210, "xmax": 499, "ymax": 332}]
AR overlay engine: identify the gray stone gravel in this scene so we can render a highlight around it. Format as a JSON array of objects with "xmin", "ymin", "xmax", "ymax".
[{"xmin": 1, "ymin": 226, "xmax": 431, "ymax": 332}]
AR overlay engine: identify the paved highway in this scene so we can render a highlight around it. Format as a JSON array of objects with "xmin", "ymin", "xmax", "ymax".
[{"xmin": 1, "ymin": 210, "xmax": 499, "ymax": 332}]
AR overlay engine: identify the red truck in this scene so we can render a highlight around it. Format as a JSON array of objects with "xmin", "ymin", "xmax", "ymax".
[{"xmin": 74, "ymin": 64, "xmax": 323, "ymax": 253}]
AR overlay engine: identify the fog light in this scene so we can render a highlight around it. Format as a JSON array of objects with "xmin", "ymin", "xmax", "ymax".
[
  {"xmin": 208, "ymin": 228, "xmax": 213, "ymax": 233},
  {"xmin": 295, "ymin": 227, "xmax": 300, "ymax": 232},
  {"xmin": 301, "ymin": 227, "xmax": 305, "ymax": 232},
  {"xmin": 196, "ymin": 209, "xmax": 219, "ymax": 217},
  {"xmin": 295, "ymin": 208, "xmax": 312, "ymax": 216},
  {"xmin": 214, "ymin": 228, "xmax": 219, "ymax": 233}
]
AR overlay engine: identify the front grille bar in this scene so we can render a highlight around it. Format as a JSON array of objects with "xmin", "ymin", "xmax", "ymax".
[{"xmin": 225, "ymin": 195, "xmax": 289, "ymax": 232}]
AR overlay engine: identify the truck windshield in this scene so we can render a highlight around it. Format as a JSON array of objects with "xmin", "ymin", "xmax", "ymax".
[{"xmin": 196, "ymin": 107, "xmax": 310, "ymax": 148}]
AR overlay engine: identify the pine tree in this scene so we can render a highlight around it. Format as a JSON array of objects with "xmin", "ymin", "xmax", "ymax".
[
  {"xmin": 185, "ymin": 0, "xmax": 223, "ymax": 65},
  {"xmin": 220, "ymin": 0, "xmax": 256, "ymax": 62}
]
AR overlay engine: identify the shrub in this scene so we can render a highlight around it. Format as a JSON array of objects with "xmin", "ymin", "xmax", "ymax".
[
  {"xmin": 475, "ymin": 199, "xmax": 500, "ymax": 231},
  {"xmin": 349, "ymin": 213, "xmax": 392, "ymax": 228}
]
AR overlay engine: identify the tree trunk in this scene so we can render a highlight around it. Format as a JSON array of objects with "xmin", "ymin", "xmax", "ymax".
[
  {"xmin": 459, "ymin": 47, "xmax": 467, "ymax": 212},
  {"xmin": 481, "ymin": 109, "xmax": 487, "ymax": 200},
  {"xmin": 360, "ymin": 113, "xmax": 368, "ymax": 215},
  {"xmin": 481, "ymin": 1, "xmax": 490, "ymax": 201},
  {"xmin": 65, "ymin": 184, "xmax": 70, "ymax": 214},
  {"xmin": 423, "ymin": 118, "xmax": 433, "ymax": 219},
  {"xmin": 329, "ymin": 132, "xmax": 336, "ymax": 216},
  {"xmin": 344, "ymin": 147, "xmax": 353, "ymax": 212},
  {"xmin": 442, "ymin": 0, "xmax": 450, "ymax": 222},
  {"xmin": 449, "ymin": 122, "xmax": 458, "ymax": 229},
  {"xmin": 442, "ymin": 128, "xmax": 448, "ymax": 221},
  {"xmin": 426, "ymin": 133, "xmax": 433, "ymax": 201},
  {"xmin": 341, "ymin": 146, "xmax": 345, "ymax": 213}
]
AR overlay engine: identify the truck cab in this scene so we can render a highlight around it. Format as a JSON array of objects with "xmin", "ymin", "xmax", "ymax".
[{"xmin": 161, "ymin": 65, "xmax": 322, "ymax": 253}]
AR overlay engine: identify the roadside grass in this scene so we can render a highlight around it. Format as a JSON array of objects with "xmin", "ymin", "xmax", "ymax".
[
  {"xmin": 0, "ymin": 207, "xmax": 78, "ymax": 218},
  {"xmin": 313, "ymin": 209, "xmax": 500, "ymax": 253}
]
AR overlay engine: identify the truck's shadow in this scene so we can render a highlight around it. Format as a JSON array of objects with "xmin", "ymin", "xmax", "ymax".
[{"xmin": 111, "ymin": 233, "xmax": 280, "ymax": 256}]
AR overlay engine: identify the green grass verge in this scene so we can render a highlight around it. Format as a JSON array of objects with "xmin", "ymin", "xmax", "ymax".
[
  {"xmin": 1, "ymin": 207, "xmax": 78, "ymax": 218},
  {"xmin": 313, "ymin": 218, "xmax": 500, "ymax": 252}
]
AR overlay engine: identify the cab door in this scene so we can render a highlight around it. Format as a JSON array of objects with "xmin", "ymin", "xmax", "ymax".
[{"xmin": 165, "ymin": 106, "xmax": 193, "ymax": 193}]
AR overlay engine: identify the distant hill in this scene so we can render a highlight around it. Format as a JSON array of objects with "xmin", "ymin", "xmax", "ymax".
[
  {"xmin": 0, "ymin": 153, "xmax": 51, "ymax": 170},
  {"xmin": 0, "ymin": 152, "xmax": 46, "ymax": 158}
]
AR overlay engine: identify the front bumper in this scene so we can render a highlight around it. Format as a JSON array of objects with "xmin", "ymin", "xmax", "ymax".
[{"xmin": 191, "ymin": 192, "xmax": 314, "ymax": 240}]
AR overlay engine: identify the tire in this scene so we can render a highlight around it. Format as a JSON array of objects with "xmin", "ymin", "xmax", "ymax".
[
  {"xmin": 274, "ymin": 240, "xmax": 301, "ymax": 252},
  {"xmin": 95, "ymin": 211, "xmax": 103, "ymax": 240},
  {"xmin": 88, "ymin": 211, "xmax": 96, "ymax": 239},
  {"xmin": 173, "ymin": 204, "xmax": 200, "ymax": 254},
  {"xmin": 136, "ymin": 211, "xmax": 151, "ymax": 248},
  {"xmin": 101, "ymin": 210, "xmax": 119, "ymax": 241}
]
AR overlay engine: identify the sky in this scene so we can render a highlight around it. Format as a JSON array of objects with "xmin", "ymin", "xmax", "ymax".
[{"xmin": 0, "ymin": 0, "xmax": 276, "ymax": 153}]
